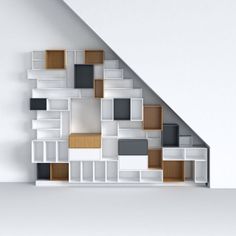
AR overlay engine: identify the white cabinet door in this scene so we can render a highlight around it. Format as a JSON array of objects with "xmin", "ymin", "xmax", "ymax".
[
  {"xmin": 119, "ymin": 155, "xmax": 148, "ymax": 170},
  {"xmin": 69, "ymin": 148, "xmax": 101, "ymax": 161}
]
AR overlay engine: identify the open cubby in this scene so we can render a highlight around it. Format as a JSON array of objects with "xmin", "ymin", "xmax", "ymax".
[
  {"xmin": 33, "ymin": 141, "xmax": 44, "ymax": 162},
  {"xmin": 143, "ymin": 105, "xmax": 162, "ymax": 130},
  {"xmin": 94, "ymin": 161, "xmax": 105, "ymax": 182},
  {"xmin": 85, "ymin": 50, "xmax": 104, "ymax": 64},
  {"xmin": 101, "ymin": 99, "xmax": 113, "ymax": 121},
  {"xmin": 74, "ymin": 64, "xmax": 94, "ymax": 88},
  {"xmin": 107, "ymin": 161, "xmax": 118, "ymax": 182},
  {"xmin": 119, "ymin": 171, "xmax": 139, "ymax": 182},
  {"xmin": 50, "ymin": 163, "xmax": 68, "ymax": 181},
  {"xmin": 58, "ymin": 141, "xmax": 68, "ymax": 162},
  {"xmin": 82, "ymin": 161, "xmax": 93, "ymax": 182},
  {"xmin": 163, "ymin": 161, "xmax": 184, "ymax": 182},
  {"xmin": 94, "ymin": 80, "xmax": 104, "ymax": 98},
  {"xmin": 102, "ymin": 137, "xmax": 118, "ymax": 159},
  {"xmin": 148, "ymin": 149, "xmax": 162, "ymax": 169},
  {"xmin": 70, "ymin": 161, "xmax": 81, "ymax": 182},
  {"xmin": 114, "ymin": 98, "xmax": 130, "ymax": 120},
  {"xmin": 46, "ymin": 142, "xmax": 56, "ymax": 162},
  {"xmin": 37, "ymin": 163, "xmax": 50, "ymax": 180},
  {"xmin": 163, "ymin": 124, "xmax": 179, "ymax": 147},
  {"xmin": 141, "ymin": 170, "xmax": 163, "ymax": 182},
  {"xmin": 46, "ymin": 50, "xmax": 65, "ymax": 69}
]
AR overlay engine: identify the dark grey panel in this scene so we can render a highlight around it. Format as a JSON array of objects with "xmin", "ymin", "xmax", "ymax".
[
  {"xmin": 74, "ymin": 64, "xmax": 94, "ymax": 88},
  {"xmin": 37, "ymin": 163, "xmax": 50, "ymax": 180},
  {"xmin": 163, "ymin": 123, "xmax": 179, "ymax": 147},
  {"xmin": 114, "ymin": 98, "xmax": 130, "ymax": 120},
  {"xmin": 30, "ymin": 98, "xmax": 47, "ymax": 110},
  {"xmin": 118, "ymin": 139, "xmax": 148, "ymax": 155}
]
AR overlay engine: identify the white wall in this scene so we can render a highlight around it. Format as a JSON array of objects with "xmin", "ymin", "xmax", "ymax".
[
  {"xmin": 0, "ymin": 0, "xmax": 116, "ymax": 181},
  {"xmin": 64, "ymin": 0, "xmax": 236, "ymax": 188}
]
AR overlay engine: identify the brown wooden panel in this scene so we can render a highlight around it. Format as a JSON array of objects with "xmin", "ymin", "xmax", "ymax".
[
  {"xmin": 94, "ymin": 80, "xmax": 104, "ymax": 98},
  {"xmin": 69, "ymin": 133, "xmax": 101, "ymax": 148},
  {"xmin": 148, "ymin": 149, "xmax": 162, "ymax": 169},
  {"xmin": 163, "ymin": 161, "xmax": 184, "ymax": 182},
  {"xmin": 85, "ymin": 50, "xmax": 104, "ymax": 64},
  {"xmin": 50, "ymin": 163, "xmax": 68, "ymax": 181},
  {"xmin": 143, "ymin": 105, "xmax": 163, "ymax": 130},
  {"xmin": 46, "ymin": 50, "xmax": 65, "ymax": 69}
]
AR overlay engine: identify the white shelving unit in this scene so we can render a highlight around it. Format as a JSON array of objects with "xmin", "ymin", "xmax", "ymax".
[{"xmin": 29, "ymin": 50, "xmax": 208, "ymax": 187}]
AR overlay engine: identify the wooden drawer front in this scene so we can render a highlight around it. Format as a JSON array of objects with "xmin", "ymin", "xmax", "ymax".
[
  {"xmin": 85, "ymin": 50, "xmax": 104, "ymax": 64},
  {"xmin": 69, "ymin": 134, "xmax": 101, "ymax": 148}
]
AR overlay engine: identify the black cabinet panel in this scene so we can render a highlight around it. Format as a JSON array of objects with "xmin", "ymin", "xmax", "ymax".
[
  {"xmin": 37, "ymin": 163, "xmax": 50, "ymax": 180},
  {"xmin": 118, "ymin": 139, "xmax": 148, "ymax": 155},
  {"xmin": 74, "ymin": 64, "xmax": 94, "ymax": 88},
  {"xmin": 114, "ymin": 98, "xmax": 130, "ymax": 120},
  {"xmin": 30, "ymin": 98, "xmax": 47, "ymax": 110},
  {"xmin": 163, "ymin": 124, "xmax": 179, "ymax": 147}
]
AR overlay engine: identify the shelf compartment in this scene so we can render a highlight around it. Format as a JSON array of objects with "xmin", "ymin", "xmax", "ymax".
[
  {"xmin": 69, "ymin": 133, "xmax": 101, "ymax": 148},
  {"xmin": 104, "ymin": 69, "xmax": 123, "ymax": 79},
  {"xmin": 50, "ymin": 163, "xmax": 69, "ymax": 181},
  {"xmin": 85, "ymin": 50, "xmax": 104, "ymax": 64},
  {"xmin": 94, "ymin": 65, "xmax": 103, "ymax": 79},
  {"xmin": 94, "ymin": 161, "xmax": 105, "ymax": 182},
  {"xmin": 131, "ymin": 98, "xmax": 143, "ymax": 121},
  {"xmin": 148, "ymin": 149, "xmax": 162, "ymax": 169},
  {"xmin": 101, "ymin": 99, "xmax": 113, "ymax": 121},
  {"xmin": 37, "ymin": 80, "xmax": 66, "ymax": 89},
  {"xmin": 163, "ymin": 161, "xmax": 184, "ymax": 182},
  {"xmin": 118, "ymin": 128, "xmax": 146, "ymax": 139},
  {"xmin": 114, "ymin": 98, "xmax": 130, "ymax": 120},
  {"xmin": 74, "ymin": 64, "xmax": 94, "ymax": 89},
  {"xmin": 143, "ymin": 105, "xmax": 163, "ymax": 130},
  {"xmin": 46, "ymin": 141, "xmax": 56, "ymax": 162},
  {"xmin": 141, "ymin": 170, "xmax": 163, "ymax": 182},
  {"xmin": 119, "ymin": 155, "xmax": 148, "ymax": 170},
  {"xmin": 94, "ymin": 80, "xmax": 104, "ymax": 98},
  {"xmin": 185, "ymin": 148, "xmax": 207, "ymax": 161},
  {"xmin": 102, "ymin": 121, "xmax": 117, "ymax": 137},
  {"xmin": 46, "ymin": 50, "xmax": 65, "ymax": 69},
  {"xmin": 47, "ymin": 99, "xmax": 69, "ymax": 111},
  {"xmin": 69, "ymin": 161, "xmax": 81, "ymax": 182},
  {"xmin": 107, "ymin": 161, "xmax": 118, "ymax": 182},
  {"xmin": 195, "ymin": 161, "xmax": 207, "ymax": 183},
  {"xmin": 104, "ymin": 60, "xmax": 119, "ymax": 69},
  {"xmin": 102, "ymin": 137, "xmax": 118, "ymax": 159},
  {"xmin": 163, "ymin": 124, "xmax": 179, "ymax": 147},
  {"xmin": 32, "ymin": 119, "xmax": 60, "ymax": 129},
  {"xmin": 104, "ymin": 88, "xmax": 142, "ymax": 98},
  {"xmin": 37, "ymin": 129, "xmax": 61, "ymax": 140},
  {"xmin": 32, "ymin": 51, "xmax": 45, "ymax": 61},
  {"xmin": 58, "ymin": 141, "xmax": 68, "ymax": 162},
  {"xmin": 32, "ymin": 141, "xmax": 44, "ymax": 162},
  {"xmin": 163, "ymin": 148, "xmax": 185, "ymax": 161},
  {"xmin": 104, "ymin": 79, "xmax": 133, "ymax": 89},
  {"xmin": 179, "ymin": 135, "xmax": 193, "ymax": 147},
  {"xmin": 82, "ymin": 161, "xmax": 93, "ymax": 182},
  {"xmin": 118, "ymin": 139, "xmax": 148, "ymax": 155},
  {"xmin": 184, "ymin": 161, "xmax": 194, "ymax": 181},
  {"xmin": 119, "ymin": 171, "xmax": 140, "ymax": 182},
  {"xmin": 27, "ymin": 69, "xmax": 66, "ymax": 80},
  {"xmin": 37, "ymin": 163, "xmax": 50, "ymax": 180},
  {"xmin": 37, "ymin": 111, "xmax": 60, "ymax": 120},
  {"xmin": 30, "ymin": 98, "xmax": 47, "ymax": 110}
]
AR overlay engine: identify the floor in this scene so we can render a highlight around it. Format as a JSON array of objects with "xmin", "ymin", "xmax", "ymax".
[{"xmin": 0, "ymin": 184, "xmax": 235, "ymax": 236}]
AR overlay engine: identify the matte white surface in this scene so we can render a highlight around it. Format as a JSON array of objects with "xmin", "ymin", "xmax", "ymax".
[
  {"xmin": 119, "ymin": 155, "xmax": 148, "ymax": 170},
  {"xmin": 69, "ymin": 148, "xmax": 101, "ymax": 161},
  {"xmin": 0, "ymin": 183, "xmax": 235, "ymax": 235},
  {"xmin": 64, "ymin": 0, "xmax": 236, "ymax": 187}
]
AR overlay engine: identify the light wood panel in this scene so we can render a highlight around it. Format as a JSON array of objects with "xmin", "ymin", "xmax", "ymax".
[
  {"xmin": 69, "ymin": 133, "xmax": 101, "ymax": 148},
  {"xmin": 163, "ymin": 161, "xmax": 184, "ymax": 182},
  {"xmin": 85, "ymin": 50, "xmax": 104, "ymax": 64},
  {"xmin": 148, "ymin": 149, "xmax": 162, "ymax": 169},
  {"xmin": 46, "ymin": 50, "xmax": 65, "ymax": 69},
  {"xmin": 50, "ymin": 163, "xmax": 68, "ymax": 181},
  {"xmin": 94, "ymin": 80, "xmax": 104, "ymax": 98},
  {"xmin": 143, "ymin": 105, "xmax": 163, "ymax": 130}
]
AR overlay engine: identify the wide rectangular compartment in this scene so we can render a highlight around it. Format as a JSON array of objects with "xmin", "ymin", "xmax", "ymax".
[
  {"xmin": 69, "ymin": 148, "xmax": 100, "ymax": 161},
  {"xmin": 119, "ymin": 155, "xmax": 148, "ymax": 170},
  {"xmin": 118, "ymin": 139, "xmax": 148, "ymax": 155}
]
